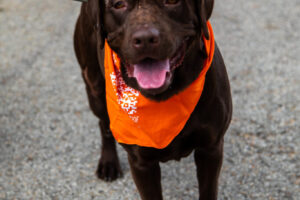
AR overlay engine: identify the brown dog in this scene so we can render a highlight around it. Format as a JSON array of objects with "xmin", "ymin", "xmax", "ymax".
[{"xmin": 74, "ymin": 0, "xmax": 232, "ymax": 199}]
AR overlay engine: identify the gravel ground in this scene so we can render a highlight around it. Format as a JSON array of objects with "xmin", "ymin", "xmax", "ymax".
[{"xmin": 0, "ymin": 0, "xmax": 299, "ymax": 199}]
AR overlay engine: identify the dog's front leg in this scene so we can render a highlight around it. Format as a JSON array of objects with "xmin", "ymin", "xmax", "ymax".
[
  {"xmin": 194, "ymin": 141, "xmax": 224, "ymax": 200},
  {"xmin": 128, "ymin": 156, "xmax": 163, "ymax": 200},
  {"xmin": 96, "ymin": 120, "xmax": 122, "ymax": 181}
]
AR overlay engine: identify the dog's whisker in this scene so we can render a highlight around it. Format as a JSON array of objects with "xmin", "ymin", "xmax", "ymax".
[{"xmin": 107, "ymin": 27, "xmax": 124, "ymax": 43}]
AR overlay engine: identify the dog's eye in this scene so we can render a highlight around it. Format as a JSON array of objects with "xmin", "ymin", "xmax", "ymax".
[
  {"xmin": 165, "ymin": 0, "xmax": 180, "ymax": 5},
  {"xmin": 113, "ymin": 0, "xmax": 126, "ymax": 9}
]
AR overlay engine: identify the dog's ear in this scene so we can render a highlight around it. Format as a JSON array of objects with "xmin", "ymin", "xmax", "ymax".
[
  {"xmin": 88, "ymin": 0, "xmax": 106, "ymax": 48},
  {"xmin": 195, "ymin": 0, "xmax": 214, "ymax": 40}
]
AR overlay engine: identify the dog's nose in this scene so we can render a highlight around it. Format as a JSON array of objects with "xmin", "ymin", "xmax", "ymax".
[{"xmin": 132, "ymin": 28, "xmax": 160, "ymax": 50}]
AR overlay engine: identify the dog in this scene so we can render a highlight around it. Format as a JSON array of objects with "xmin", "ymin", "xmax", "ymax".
[{"xmin": 74, "ymin": 0, "xmax": 232, "ymax": 199}]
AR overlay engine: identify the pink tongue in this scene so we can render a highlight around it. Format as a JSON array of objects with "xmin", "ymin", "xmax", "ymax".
[{"xmin": 133, "ymin": 59, "xmax": 170, "ymax": 89}]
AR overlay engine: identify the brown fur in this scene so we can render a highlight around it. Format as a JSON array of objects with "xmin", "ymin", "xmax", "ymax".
[{"xmin": 74, "ymin": 0, "xmax": 232, "ymax": 199}]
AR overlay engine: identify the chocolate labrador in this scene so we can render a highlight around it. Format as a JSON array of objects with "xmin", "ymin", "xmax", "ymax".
[{"xmin": 73, "ymin": 0, "xmax": 232, "ymax": 199}]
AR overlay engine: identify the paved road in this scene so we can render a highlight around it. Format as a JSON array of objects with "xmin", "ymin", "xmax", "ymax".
[{"xmin": 0, "ymin": 0, "xmax": 299, "ymax": 199}]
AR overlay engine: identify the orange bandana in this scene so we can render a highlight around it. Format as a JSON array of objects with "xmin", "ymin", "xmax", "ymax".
[{"xmin": 104, "ymin": 22, "xmax": 215, "ymax": 149}]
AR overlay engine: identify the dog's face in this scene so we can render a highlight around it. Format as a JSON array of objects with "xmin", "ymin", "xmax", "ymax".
[{"xmin": 99, "ymin": 0, "xmax": 214, "ymax": 97}]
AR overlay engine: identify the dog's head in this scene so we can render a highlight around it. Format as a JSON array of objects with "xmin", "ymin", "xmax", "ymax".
[{"xmin": 95, "ymin": 0, "xmax": 214, "ymax": 99}]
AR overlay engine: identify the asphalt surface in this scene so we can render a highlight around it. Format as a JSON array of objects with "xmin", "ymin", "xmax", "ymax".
[{"xmin": 0, "ymin": 0, "xmax": 299, "ymax": 199}]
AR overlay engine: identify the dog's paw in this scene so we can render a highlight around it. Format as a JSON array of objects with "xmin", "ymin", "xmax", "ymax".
[{"xmin": 96, "ymin": 156, "xmax": 123, "ymax": 182}]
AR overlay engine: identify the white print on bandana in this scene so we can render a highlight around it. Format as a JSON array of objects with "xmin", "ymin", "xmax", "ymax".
[{"xmin": 110, "ymin": 54, "xmax": 140, "ymax": 123}]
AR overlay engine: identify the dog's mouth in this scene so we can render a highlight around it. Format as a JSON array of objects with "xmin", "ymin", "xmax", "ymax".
[{"xmin": 125, "ymin": 41, "xmax": 186, "ymax": 90}]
